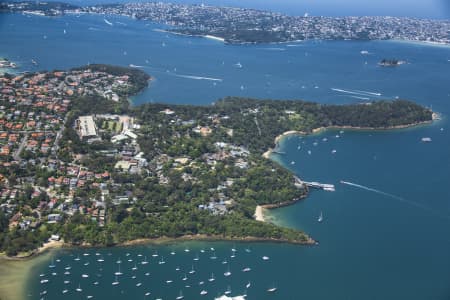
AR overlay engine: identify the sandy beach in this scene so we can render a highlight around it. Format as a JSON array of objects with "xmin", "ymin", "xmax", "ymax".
[{"xmin": 254, "ymin": 205, "xmax": 265, "ymax": 222}]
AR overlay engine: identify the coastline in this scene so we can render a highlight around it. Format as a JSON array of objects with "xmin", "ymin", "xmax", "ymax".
[
  {"xmin": 264, "ymin": 116, "xmax": 437, "ymax": 159},
  {"xmin": 260, "ymin": 115, "xmax": 437, "ymax": 229}
]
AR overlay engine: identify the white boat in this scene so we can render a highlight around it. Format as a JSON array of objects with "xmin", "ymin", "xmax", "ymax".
[
  {"xmin": 318, "ymin": 211, "xmax": 323, "ymax": 222},
  {"xmin": 76, "ymin": 284, "xmax": 82, "ymax": 292},
  {"xmin": 246, "ymin": 281, "xmax": 251, "ymax": 289},
  {"xmin": 200, "ymin": 290, "xmax": 208, "ymax": 295},
  {"xmin": 421, "ymin": 137, "xmax": 432, "ymax": 142},
  {"xmin": 242, "ymin": 267, "xmax": 251, "ymax": 272},
  {"xmin": 267, "ymin": 287, "xmax": 277, "ymax": 292},
  {"xmin": 132, "ymin": 264, "xmax": 138, "ymax": 271},
  {"xmin": 262, "ymin": 256, "xmax": 270, "ymax": 260},
  {"xmin": 152, "ymin": 250, "xmax": 158, "ymax": 257},
  {"xmin": 62, "ymin": 289, "xmax": 68, "ymax": 294},
  {"xmin": 182, "ymin": 274, "xmax": 188, "ymax": 281},
  {"xmin": 114, "ymin": 264, "xmax": 123, "ymax": 276},
  {"xmin": 166, "ymin": 280, "xmax": 173, "ymax": 284},
  {"xmin": 40, "ymin": 279, "xmax": 49, "ymax": 284},
  {"xmin": 208, "ymin": 273, "xmax": 215, "ymax": 282},
  {"xmin": 82, "ymin": 274, "xmax": 89, "ymax": 278},
  {"xmin": 141, "ymin": 256, "xmax": 149, "ymax": 265},
  {"xmin": 224, "ymin": 266, "xmax": 231, "ymax": 277},
  {"xmin": 224, "ymin": 286, "xmax": 232, "ymax": 295},
  {"xmin": 189, "ymin": 265, "xmax": 195, "ymax": 274},
  {"xmin": 193, "ymin": 253, "xmax": 199, "ymax": 261},
  {"xmin": 235, "ymin": 62, "xmax": 243, "ymax": 68},
  {"xmin": 176, "ymin": 291, "xmax": 184, "ymax": 299},
  {"xmin": 158, "ymin": 256, "xmax": 166, "ymax": 264},
  {"xmin": 112, "ymin": 276, "xmax": 119, "ymax": 285},
  {"xmin": 136, "ymin": 282, "xmax": 142, "ymax": 287},
  {"xmin": 331, "ymin": 149, "xmax": 337, "ymax": 154},
  {"xmin": 74, "ymin": 255, "xmax": 80, "ymax": 261}
]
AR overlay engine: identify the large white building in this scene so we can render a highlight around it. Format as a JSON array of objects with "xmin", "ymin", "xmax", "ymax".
[{"xmin": 77, "ymin": 115, "xmax": 98, "ymax": 140}]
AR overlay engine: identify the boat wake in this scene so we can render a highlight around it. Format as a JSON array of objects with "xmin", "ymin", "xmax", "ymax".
[
  {"xmin": 173, "ymin": 73, "xmax": 223, "ymax": 82},
  {"xmin": 331, "ymin": 88, "xmax": 382, "ymax": 97},
  {"xmin": 261, "ymin": 47, "xmax": 286, "ymax": 51},
  {"xmin": 129, "ymin": 64, "xmax": 144, "ymax": 68},
  {"xmin": 341, "ymin": 181, "xmax": 403, "ymax": 200},
  {"xmin": 104, "ymin": 18, "xmax": 113, "ymax": 26},
  {"xmin": 340, "ymin": 180, "xmax": 448, "ymax": 218},
  {"xmin": 350, "ymin": 96, "xmax": 370, "ymax": 100}
]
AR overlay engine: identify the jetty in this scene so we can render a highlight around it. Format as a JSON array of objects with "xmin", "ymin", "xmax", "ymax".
[{"xmin": 295, "ymin": 177, "xmax": 335, "ymax": 192}]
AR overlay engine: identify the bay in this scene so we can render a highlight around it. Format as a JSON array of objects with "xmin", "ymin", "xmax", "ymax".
[{"xmin": 0, "ymin": 12, "xmax": 449, "ymax": 300}]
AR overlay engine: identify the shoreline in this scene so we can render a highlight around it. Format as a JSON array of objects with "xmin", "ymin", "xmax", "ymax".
[
  {"xmin": 264, "ymin": 116, "xmax": 437, "ymax": 159},
  {"xmin": 4, "ymin": 231, "xmax": 316, "ymax": 261},
  {"xmin": 259, "ymin": 116, "xmax": 437, "ymax": 228}
]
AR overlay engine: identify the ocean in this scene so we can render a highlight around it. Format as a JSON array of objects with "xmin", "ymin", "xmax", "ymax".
[{"xmin": 1, "ymin": 12, "xmax": 450, "ymax": 300}]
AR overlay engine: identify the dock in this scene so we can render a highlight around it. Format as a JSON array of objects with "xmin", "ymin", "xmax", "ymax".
[{"xmin": 294, "ymin": 177, "xmax": 335, "ymax": 192}]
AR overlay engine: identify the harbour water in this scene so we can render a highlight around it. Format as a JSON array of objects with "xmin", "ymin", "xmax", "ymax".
[{"xmin": 1, "ymin": 12, "xmax": 450, "ymax": 300}]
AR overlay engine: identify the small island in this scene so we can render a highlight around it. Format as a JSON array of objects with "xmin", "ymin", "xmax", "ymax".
[{"xmin": 0, "ymin": 64, "xmax": 433, "ymax": 257}]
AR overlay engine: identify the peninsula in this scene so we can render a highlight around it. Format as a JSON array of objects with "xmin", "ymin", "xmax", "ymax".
[
  {"xmin": 1, "ymin": 1, "xmax": 449, "ymax": 44},
  {"xmin": 0, "ymin": 64, "xmax": 433, "ymax": 257}
]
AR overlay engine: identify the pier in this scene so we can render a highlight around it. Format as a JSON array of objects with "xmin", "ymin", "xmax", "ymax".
[{"xmin": 295, "ymin": 177, "xmax": 335, "ymax": 192}]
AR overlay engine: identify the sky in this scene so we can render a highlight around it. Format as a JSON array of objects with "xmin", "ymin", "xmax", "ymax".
[{"xmin": 51, "ymin": 0, "xmax": 450, "ymax": 19}]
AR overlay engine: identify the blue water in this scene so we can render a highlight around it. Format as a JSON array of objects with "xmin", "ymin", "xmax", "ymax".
[{"xmin": 1, "ymin": 12, "xmax": 450, "ymax": 300}]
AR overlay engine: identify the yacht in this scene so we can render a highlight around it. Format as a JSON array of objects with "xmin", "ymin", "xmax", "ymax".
[
  {"xmin": 176, "ymin": 291, "xmax": 184, "ymax": 300},
  {"xmin": 76, "ymin": 284, "xmax": 82, "ymax": 292},
  {"xmin": 200, "ymin": 290, "xmax": 208, "ymax": 295},
  {"xmin": 242, "ymin": 267, "xmax": 251, "ymax": 272},
  {"xmin": 208, "ymin": 273, "xmax": 215, "ymax": 282},
  {"xmin": 262, "ymin": 256, "xmax": 270, "ymax": 260},
  {"xmin": 189, "ymin": 265, "xmax": 195, "ymax": 274},
  {"xmin": 112, "ymin": 276, "xmax": 119, "ymax": 285},
  {"xmin": 224, "ymin": 286, "xmax": 232, "ymax": 295},
  {"xmin": 224, "ymin": 266, "xmax": 231, "ymax": 277},
  {"xmin": 246, "ymin": 282, "xmax": 251, "ymax": 289},
  {"xmin": 318, "ymin": 211, "xmax": 323, "ymax": 223},
  {"xmin": 141, "ymin": 256, "xmax": 149, "ymax": 265},
  {"xmin": 267, "ymin": 287, "xmax": 277, "ymax": 292},
  {"xmin": 114, "ymin": 265, "xmax": 123, "ymax": 275}
]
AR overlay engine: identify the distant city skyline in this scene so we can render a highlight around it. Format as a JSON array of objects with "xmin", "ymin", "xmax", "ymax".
[{"xmin": 63, "ymin": 0, "xmax": 449, "ymax": 19}]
